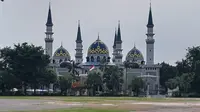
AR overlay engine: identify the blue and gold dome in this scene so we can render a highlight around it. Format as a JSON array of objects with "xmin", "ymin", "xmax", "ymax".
[
  {"xmin": 87, "ymin": 38, "xmax": 109, "ymax": 55},
  {"xmin": 53, "ymin": 45, "xmax": 71, "ymax": 58},
  {"xmin": 126, "ymin": 46, "xmax": 144, "ymax": 63}
]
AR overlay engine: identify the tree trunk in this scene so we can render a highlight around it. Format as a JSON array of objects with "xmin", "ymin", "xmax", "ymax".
[
  {"xmin": 22, "ymin": 83, "xmax": 27, "ymax": 96},
  {"xmin": 33, "ymin": 83, "xmax": 37, "ymax": 95},
  {"xmin": 92, "ymin": 87, "xmax": 96, "ymax": 96}
]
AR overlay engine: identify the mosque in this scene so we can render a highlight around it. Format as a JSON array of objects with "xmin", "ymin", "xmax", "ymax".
[{"xmin": 44, "ymin": 4, "xmax": 161, "ymax": 95}]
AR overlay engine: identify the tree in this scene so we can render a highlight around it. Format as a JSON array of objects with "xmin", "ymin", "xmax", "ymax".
[
  {"xmin": 165, "ymin": 78, "xmax": 179, "ymax": 90},
  {"xmin": 160, "ymin": 62, "xmax": 177, "ymax": 92},
  {"xmin": 0, "ymin": 71, "xmax": 20, "ymax": 94},
  {"xmin": 0, "ymin": 42, "xmax": 50, "ymax": 95},
  {"xmin": 60, "ymin": 60, "xmax": 80, "ymax": 81},
  {"xmin": 58, "ymin": 75, "xmax": 73, "ymax": 95},
  {"xmin": 103, "ymin": 66, "xmax": 123, "ymax": 95},
  {"xmin": 178, "ymin": 73, "xmax": 194, "ymax": 95},
  {"xmin": 86, "ymin": 70, "xmax": 102, "ymax": 96},
  {"xmin": 182, "ymin": 46, "xmax": 200, "ymax": 93},
  {"xmin": 40, "ymin": 68, "xmax": 57, "ymax": 92},
  {"xmin": 130, "ymin": 77, "xmax": 144, "ymax": 96}
]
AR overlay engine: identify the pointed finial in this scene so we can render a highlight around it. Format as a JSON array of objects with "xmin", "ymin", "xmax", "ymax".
[
  {"xmin": 150, "ymin": 0, "xmax": 151, "ymax": 7},
  {"xmin": 97, "ymin": 32, "xmax": 100, "ymax": 40},
  {"xmin": 46, "ymin": 1, "xmax": 53, "ymax": 26},
  {"xmin": 147, "ymin": 0, "xmax": 154, "ymax": 28},
  {"xmin": 49, "ymin": 0, "xmax": 51, "ymax": 7},
  {"xmin": 61, "ymin": 41, "xmax": 63, "ymax": 47},
  {"xmin": 118, "ymin": 20, "xmax": 120, "ymax": 27},
  {"xmin": 78, "ymin": 20, "xmax": 80, "ymax": 27},
  {"xmin": 134, "ymin": 42, "xmax": 136, "ymax": 48}
]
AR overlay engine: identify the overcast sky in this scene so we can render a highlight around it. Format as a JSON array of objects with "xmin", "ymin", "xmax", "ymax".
[{"xmin": 0, "ymin": 0, "xmax": 200, "ymax": 65}]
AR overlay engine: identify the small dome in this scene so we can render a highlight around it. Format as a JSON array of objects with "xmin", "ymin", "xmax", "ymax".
[
  {"xmin": 53, "ymin": 45, "xmax": 71, "ymax": 59},
  {"xmin": 126, "ymin": 46, "xmax": 144, "ymax": 63},
  {"xmin": 87, "ymin": 38, "xmax": 109, "ymax": 55}
]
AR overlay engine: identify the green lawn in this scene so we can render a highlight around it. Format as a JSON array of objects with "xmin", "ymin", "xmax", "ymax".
[
  {"xmin": 0, "ymin": 96, "xmax": 200, "ymax": 102},
  {"xmin": 12, "ymin": 108, "xmax": 128, "ymax": 112}
]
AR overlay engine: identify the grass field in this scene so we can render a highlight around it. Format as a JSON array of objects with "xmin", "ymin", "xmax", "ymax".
[
  {"xmin": 1, "ymin": 97, "xmax": 200, "ymax": 112},
  {"xmin": 12, "ymin": 108, "xmax": 128, "ymax": 112}
]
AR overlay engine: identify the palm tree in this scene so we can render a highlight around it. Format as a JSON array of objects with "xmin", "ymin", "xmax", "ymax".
[{"xmin": 60, "ymin": 60, "xmax": 81, "ymax": 81}]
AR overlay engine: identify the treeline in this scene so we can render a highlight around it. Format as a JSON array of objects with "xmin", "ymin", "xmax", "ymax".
[
  {"xmin": 0, "ymin": 43, "xmax": 57, "ymax": 95},
  {"xmin": 0, "ymin": 42, "xmax": 124, "ymax": 96},
  {"xmin": 160, "ymin": 46, "xmax": 200, "ymax": 97}
]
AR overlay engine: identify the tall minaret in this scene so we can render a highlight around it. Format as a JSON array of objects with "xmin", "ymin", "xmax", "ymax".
[
  {"xmin": 114, "ymin": 21, "xmax": 123, "ymax": 65},
  {"xmin": 146, "ymin": 3, "xmax": 155, "ymax": 65},
  {"xmin": 75, "ymin": 20, "xmax": 83, "ymax": 64},
  {"xmin": 112, "ymin": 29, "xmax": 117, "ymax": 62},
  {"xmin": 45, "ymin": 3, "xmax": 54, "ymax": 58}
]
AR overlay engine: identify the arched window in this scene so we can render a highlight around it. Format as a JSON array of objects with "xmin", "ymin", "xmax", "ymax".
[
  {"xmin": 97, "ymin": 56, "xmax": 100, "ymax": 62},
  {"xmin": 86, "ymin": 57, "xmax": 89, "ymax": 62},
  {"xmin": 107, "ymin": 57, "xmax": 110, "ymax": 62},
  {"xmin": 59, "ymin": 59, "xmax": 62, "ymax": 63},
  {"xmin": 91, "ymin": 56, "xmax": 94, "ymax": 62},
  {"xmin": 103, "ymin": 56, "xmax": 106, "ymax": 62}
]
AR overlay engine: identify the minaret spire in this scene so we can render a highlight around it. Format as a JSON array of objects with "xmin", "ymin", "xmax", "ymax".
[
  {"xmin": 75, "ymin": 20, "xmax": 83, "ymax": 64},
  {"xmin": 113, "ymin": 21, "xmax": 123, "ymax": 65},
  {"xmin": 46, "ymin": 2, "xmax": 53, "ymax": 27},
  {"xmin": 147, "ymin": 1, "xmax": 154, "ymax": 28},
  {"xmin": 45, "ymin": 2, "xmax": 54, "ymax": 58},
  {"xmin": 76, "ymin": 20, "xmax": 82, "ymax": 42},
  {"xmin": 146, "ymin": 1, "xmax": 155, "ymax": 65},
  {"xmin": 113, "ymin": 28, "xmax": 117, "ymax": 48},
  {"xmin": 117, "ymin": 20, "xmax": 122, "ymax": 42}
]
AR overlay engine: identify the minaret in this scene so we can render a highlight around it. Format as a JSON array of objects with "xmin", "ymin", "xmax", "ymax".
[
  {"xmin": 75, "ymin": 20, "xmax": 83, "ymax": 64},
  {"xmin": 112, "ymin": 29, "xmax": 117, "ymax": 62},
  {"xmin": 146, "ymin": 3, "xmax": 155, "ymax": 65},
  {"xmin": 45, "ymin": 3, "xmax": 54, "ymax": 58},
  {"xmin": 114, "ymin": 21, "xmax": 123, "ymax": 65}
]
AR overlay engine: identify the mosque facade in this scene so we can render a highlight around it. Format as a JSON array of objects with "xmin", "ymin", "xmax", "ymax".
[{"xmin": 44, "ymin": 4, "xmax": 161, "ymax": 95}]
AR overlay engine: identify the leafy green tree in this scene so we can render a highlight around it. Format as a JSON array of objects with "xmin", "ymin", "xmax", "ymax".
[
  {"xmin": 103, "ymin": 66, "xmax": 123, "ymax": 95},
  {"xmin": 58, "ymin": 75, "xmax": 73, "ymax": 95},
  {"xmin": 0, "ymin": 42, "xmax": 50, "ymax": 95},
  {"xmin": 176, "ymin": 59, "xmax": 191, "ymax": 75},
  {"xmin": 86, "ymin": 70, "xmax": 102, "ymax": 96},
  {"xmin": 40, "ymin": 68, "xmax": 57, "ymax": 91},
  {"xmin": 130, "ymin": 77, "xmax": 144, "ymax": 96},
  {"xmin": 178, "ymin": 73, "xmax": 194, "ymax": 94},
  {"xmin": 182, "ymin": 46, "xmax": 200, "ymax": 93},
  {"xmin": 0, "ymin": 71, "xmax": 20, "ymax": 94},
  {"xmin": 165, "ymin": 78, "xmax": 179, "ymax": 90},
  {"xmin": 160, "ymin": 62, "xmax": 177, "ymax": 92}
]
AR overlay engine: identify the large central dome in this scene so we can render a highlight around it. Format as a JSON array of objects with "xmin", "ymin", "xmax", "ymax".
[{"xmin": 87, "ymin": 38, "xmax": 109, "ymax": 55}]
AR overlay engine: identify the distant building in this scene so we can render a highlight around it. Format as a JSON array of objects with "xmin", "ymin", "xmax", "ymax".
[{"xmin": 44, "ymin": 3, "xmax": 161, "ymax": 95}]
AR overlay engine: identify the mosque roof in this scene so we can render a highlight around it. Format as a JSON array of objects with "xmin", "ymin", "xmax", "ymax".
[
  {"xmin": 87, "ymin": 37, "xmax": 109, "ymax": 55},
  {"xmin": 53, "ymin": 45, "xmax": 71, "ymax": 58},
  {"xmin": 126, "ymin": 46, "xmax": 144, "ymax": 61}
]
